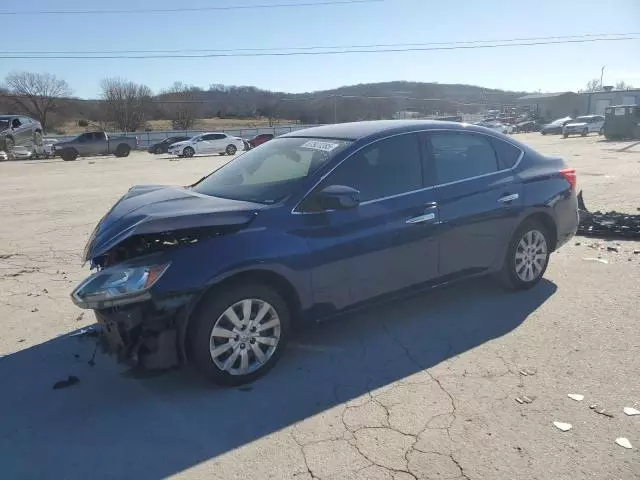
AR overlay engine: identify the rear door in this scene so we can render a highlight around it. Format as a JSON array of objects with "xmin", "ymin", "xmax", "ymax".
[
  {"xmin": 211, "ymin": 133, "xmax": 229, "ymax": 153},
  {"xmin": 425, "ymin": 130, "xmax": 524, "ymax": 277},
  {"xmin": 299, "ymin": 132, "xmax": 440, "ymax": 308},
  {"xmin": 197, "ymin": 134, "xmax": 217, "ymax": 154}
]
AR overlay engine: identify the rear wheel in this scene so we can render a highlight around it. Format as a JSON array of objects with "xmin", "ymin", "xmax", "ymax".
[
  {"xmin": 188, "ymin": 283, "xmax": 290, "ymax": 386},
  {"xmin": 498, "ymin": 219, "xmax": 551, "ymax": 290},
  {"xmin": 563, "ymin": 133, "xmax": 569, "ymax": 138},
  {"xmin": 115, "ymin": 144, "xmax": 130, "ymax": 158},
  {"xmin": 3, "ymin": 137, "xmax": 15, "ymax": 160},
  {"xmin": 599, "ymin": 127, "xmax": 604, "ymax": 136},
  {"xmin": 226, "ymin": 144, "xmax": 237, "ymax": 155},
  {"xmin": 183, "ymin": 146, "xmax": 195, "ymax": 158},
  {"xmin": 155, "ymin": 146, "xmax": 164, "ymax": 154},
  {"xmin": 581, "ymin": 128, "xmax": 588, "ymax": 137}
]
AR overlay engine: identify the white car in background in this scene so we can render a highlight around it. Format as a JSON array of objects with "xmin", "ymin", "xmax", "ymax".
[
  {"xmin": 562, "ymin": 115, "xmax": 605, "ymax": 138},
  {"xmin": 168, "ymin": 132, "xmax": 245, "ymax": 157}
]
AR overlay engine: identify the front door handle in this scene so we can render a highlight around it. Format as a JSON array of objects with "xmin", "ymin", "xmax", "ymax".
[
  {"xmin": 406, "ymin": 212, "xmax": 436, "ymax": 224},
  {"xmin": 498, "ymin": 193, "xmax": 519, "ymax": 203}
]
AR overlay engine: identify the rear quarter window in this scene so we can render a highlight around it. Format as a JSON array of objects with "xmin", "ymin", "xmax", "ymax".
[{"xmin": 489, "ymin": 138, "xmax": 522, "ymax": 169}]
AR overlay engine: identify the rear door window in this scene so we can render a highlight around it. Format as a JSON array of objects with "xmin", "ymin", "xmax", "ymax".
[{"xmin": 428, "ymin": 132, "xmax": 499, "ymax": 184}]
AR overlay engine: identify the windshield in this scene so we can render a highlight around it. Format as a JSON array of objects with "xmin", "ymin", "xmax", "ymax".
[{"xmin": 192, "ymin": 137, "xmax": 351, "ymax": 204}]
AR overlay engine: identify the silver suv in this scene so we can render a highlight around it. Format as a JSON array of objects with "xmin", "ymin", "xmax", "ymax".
[{"xmin": 0, "ymin": 115, "xmax": 44, "ymax": 159}]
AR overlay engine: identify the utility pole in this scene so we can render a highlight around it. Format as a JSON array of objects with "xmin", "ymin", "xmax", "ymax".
[{"xmin": 600, "ymin": 65, "xmax": 606, "ymax": 89}]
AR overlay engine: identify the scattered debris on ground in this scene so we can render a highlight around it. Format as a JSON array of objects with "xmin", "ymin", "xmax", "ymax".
[
  {"xmin": 589, "ymin": 404, "xmax": 615, "ymax": 418},
  {"xmin": 553, "ymin": 422, "xmax": 572, "ymax": 432},
  {"xmin": 568, "ymin": 394, "xmax": 584, "ymax": 402},
  {"xmin": 583, "ymin": 257, "xmax": 609, "ymax": 264},
  {"xmin": 515, "ymin": 396, "xmax": 534, "ymax": 404},
  {"xmin": 623, "ymin": 407, "xmax": 640, "ymax": 416},
  {"xmin": 578, "ymin": 191, "xmax": 640, "ymax": 239},
  {"xmin": 615, "ymin": 438, "xmax": 633, "ymax": 449},
  {"xmin": 519, "ymin": 369, "xmax": 536, "ymax": 376},
  {"xmin": 52, "ymin": 375, "xmax": 80, "ymax": 390}
]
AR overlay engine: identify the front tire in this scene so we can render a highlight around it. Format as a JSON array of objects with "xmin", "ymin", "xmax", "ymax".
[
  {"xmin": 61, "ymin": 149, "xmax": 78, "ymax": 161},
  {"xmin": 183, "ymin": 146, "xmax": 195, "ymax": 158},
  {"xmin": 581, "ymin": 128, "xmax": 588, "ymax": 137},
  {"xmin": 3, "ymin": 137, "xmax": 15, "ymax": 160},
  {"xmin": 498, "ymin": 219, "xmax": 551, "ymax": 290},
  {"xmin": 188, "ymin": 284, "xmax": 290, "ymax": 386},
  {"xmin": 155, "ymin": 146, "xmax": 164, "ymax": 154},
  {"xmin": 563, "ymin": 133, "xmax": 569, "ymax": 138}
]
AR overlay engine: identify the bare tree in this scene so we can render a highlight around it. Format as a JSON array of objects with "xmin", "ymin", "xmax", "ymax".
[
  {"xmin": 160, "ymin": 82, "xmax": 199, "ymax": 130},
  {"xmin": 615, "ymin": 81, "xmax": 634, "ymax": 90},
  {"xmin": 100, "ymin": 77, "xmax": 152, "ymax": 132},
  {"xmin": 584, "ymin": 78, "xmax": 602, "ymax": 92},
  {"xmin": 4, "ymin": 72, "xmax": 72, "ymax": 130}
]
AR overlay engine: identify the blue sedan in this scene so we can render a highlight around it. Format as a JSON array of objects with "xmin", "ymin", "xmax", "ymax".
[{"xmin": 71, "ymin": 120, "xmax": 579, "ymax": 385}]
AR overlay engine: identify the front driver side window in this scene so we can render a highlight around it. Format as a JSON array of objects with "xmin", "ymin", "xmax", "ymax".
[{"xmin": 319, "ymin": 134, "xmax": 423, "ymax": 203}]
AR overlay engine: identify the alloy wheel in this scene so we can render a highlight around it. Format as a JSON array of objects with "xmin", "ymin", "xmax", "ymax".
[
  {"xmin": 514, "ymin": 230, "xmax": 547, "ymax": 282},
  {"xmin": 209, "ymin": 299, "xmax": 281, "ymax": 376}
]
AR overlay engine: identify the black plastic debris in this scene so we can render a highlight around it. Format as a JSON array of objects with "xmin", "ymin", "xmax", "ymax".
[
  {"xmin": 52, "ymin": 375, "xmax": 80, "ymax": 390},
  {"xmin": 578, "ymin": 191, "xmax": 640, "ymax": 239}
]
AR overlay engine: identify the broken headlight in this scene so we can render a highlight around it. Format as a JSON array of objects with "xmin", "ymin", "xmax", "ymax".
[{"xmin": 71, "ymin": 263, "xmax": 170, "ymax": 309}]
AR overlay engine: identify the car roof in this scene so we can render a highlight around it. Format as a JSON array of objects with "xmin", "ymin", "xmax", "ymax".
[{"xmin": 281, "ymin": 120, "xmax": 493, "ymax": 141}]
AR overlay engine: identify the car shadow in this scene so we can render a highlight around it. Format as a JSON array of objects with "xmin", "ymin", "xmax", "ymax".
[{"xmin": 0, "ymin": 278, "xmax": 556, "ymax": 479}]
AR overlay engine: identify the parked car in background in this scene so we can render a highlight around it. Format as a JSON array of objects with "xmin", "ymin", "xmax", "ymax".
[
  {"xmin": 72, "ymin": 120, "xmax": 578, "ymax": 385},
  {"xmin": 167, "ymin": 132, "xmax": 245, "ymax": 157},
  {"xmin": 54, "ymin": 131, "xmax": 139, "ymax": 161},
  {"xmin": 475, "ymin": 120, "xmax": 513, "ymax": 134},
  {"xmin": 540, "ymin": 116, "xmax": 573, "ymax": 135},
  {"xmin": 562, "ymin": 115, "xmax": 605, "ymax": 138},
  {"xmin": 0, "ymin": 115, "xmax": 44, "ymax": 160},
  {"xmin": 148, "ymin": 136, "xmax": 191, "ymax": 154},
  {"xmin": 514, "ymin": 120, "xmax": 542, "ymax": 133},
  {"xmin": 604, "ymin": 105, "xmax": 640, "ymax": 140},
  {"xmin": 248, "ymin": 133, "xmax": 275, "ymax": 149}
]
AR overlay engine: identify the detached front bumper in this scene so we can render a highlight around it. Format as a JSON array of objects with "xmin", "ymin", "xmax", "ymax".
[{"xmin": 94, "ymin": 296, "xmax": 194, "ymax": 370}]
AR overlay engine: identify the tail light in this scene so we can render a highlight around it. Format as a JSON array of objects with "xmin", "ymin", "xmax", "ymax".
[{"xmin": 559, "ymin": 168, "xmax": 576, "ymax": 190}]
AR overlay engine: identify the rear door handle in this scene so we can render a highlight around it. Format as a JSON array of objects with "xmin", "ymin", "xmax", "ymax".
[
  {"xmin": 406, "ymin": 212, "xmax": 436, "ymax": 224},
  {"xmin": 498, "ymin": 193, "xmax": 519, "ymax": 203}
]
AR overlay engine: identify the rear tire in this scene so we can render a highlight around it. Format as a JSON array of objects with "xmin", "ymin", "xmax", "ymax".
[
  {"xmin": 226, "ymin": 144, "xmax": 237, "ymax": 155},
  {"xmin": 498, "ymin": 219, "xmax": 551, "ymax": 291},
  {"xmin": 3, "ymin": 137, "xmax": 15, "ymax": 160},
  {"xmin": 115, "ymin": 144, "xmax": 131, "ymax": 158},
  {"xmin": 188, "ymin": 283, "xmax": 290, "ymax": 386},
  {"xmin": 155, "ymin": 146, "xmax": 164, "ymax": 154},
  {"xmin": 563, "ymin": 133, "xmax": 569, "ymax": 138},
  {"xmin": 581, "ymin": 128, "xmax": 588, "ymax": 137}
]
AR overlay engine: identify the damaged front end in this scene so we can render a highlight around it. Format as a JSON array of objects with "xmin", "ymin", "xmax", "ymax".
[{"xmin": 71, "ymin": 184, "xmax": 263, "ymax": 370}]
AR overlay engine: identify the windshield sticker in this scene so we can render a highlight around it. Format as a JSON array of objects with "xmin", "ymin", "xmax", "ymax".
[{"xmin": 300, "ymin": 140, "xmax": 340, "ymax": 152}]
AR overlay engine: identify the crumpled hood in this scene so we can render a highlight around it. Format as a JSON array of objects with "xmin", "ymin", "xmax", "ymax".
[{"xmin": 84, "ymin": 184, "xmax": 263, "ymax": 262}]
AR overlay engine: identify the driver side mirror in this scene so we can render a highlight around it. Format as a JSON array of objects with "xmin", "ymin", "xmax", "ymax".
[{"xmin": 314, "ymin": 185, "xmax": 360, "ymax": 210}]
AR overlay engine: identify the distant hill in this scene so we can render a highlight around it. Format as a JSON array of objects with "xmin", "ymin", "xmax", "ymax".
[{"xmin": 1, "ymin": 81, "xmax": 528, "ymax": 133}]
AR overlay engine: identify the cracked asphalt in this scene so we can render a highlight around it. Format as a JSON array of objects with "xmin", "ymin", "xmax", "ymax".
[{"xmin": 1, "ymin": 135, "xmax": 639, "ymax": 479}]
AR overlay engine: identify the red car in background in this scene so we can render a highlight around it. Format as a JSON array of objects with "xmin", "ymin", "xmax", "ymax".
[{"xmin": 248, "ymin": 133, "xmax": 274, "ymax": 148}]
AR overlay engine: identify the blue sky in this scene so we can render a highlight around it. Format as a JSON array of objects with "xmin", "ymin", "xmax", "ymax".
[{"xmin": 1, "ymin": 0, "xmax": 639, "ymax": 98}]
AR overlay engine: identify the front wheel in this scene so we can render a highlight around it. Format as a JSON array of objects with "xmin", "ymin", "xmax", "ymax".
[
  {"xmin": 563, "ymin": 133, "xmax": 569, "ymax": 138},
  {"xmin": 581, "ymin": 128, "xmax": 588, "ymax": 137},
  {"xmin": 61, "ymin": 149, "xmax": 78, "ymax": 161},
  {"xmin": 155, "ymin": 146, "xmax": 164, "ymax": 154},
  {"xmin": 3, "ymin": 137, "xmax": 15, "ymax": 160},
  {"xmin": 498, "ymin": 220, "xmax": 550, "ymax": 290},
  {"xmin": 183, "ymin": 146, "xmax": 195, "ymax": 158},
  {"xmin": 225, "ymin": 144, "xmax": 237, "ymax": 155},
  {"xmin": 188, "ymin": 284, "xmax": 290, "ymax": 386},
  {"xmin": 599, "ymin": 127, "xmax": 604, "ymax": 136}
]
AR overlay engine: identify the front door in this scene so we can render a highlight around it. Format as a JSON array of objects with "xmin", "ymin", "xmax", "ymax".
[
  {"xmin": 424, "ymin": 131, "xmax": 524, "ymax": 277},
  {"xmin": 197, "ymin": 134, "xmax": 217, "ymax": 154},
  {"xmin": 298, "ymin": 133, "xmax": 440, "ymax": 310}
]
